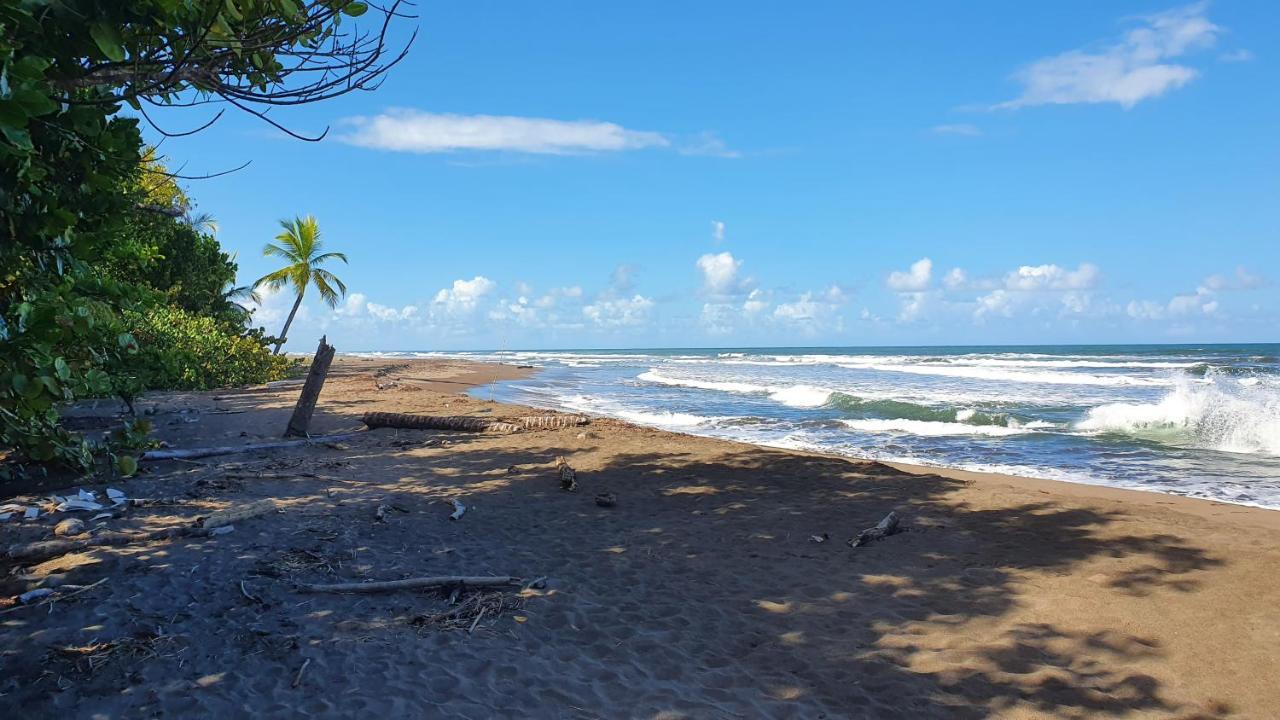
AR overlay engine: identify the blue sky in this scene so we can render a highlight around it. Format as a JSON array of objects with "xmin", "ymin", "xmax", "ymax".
[{"xmin": 147, "ymin": 1, "xmax": 1278, "ymax": 350}]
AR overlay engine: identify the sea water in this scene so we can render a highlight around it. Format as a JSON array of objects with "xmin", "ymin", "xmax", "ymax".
[{"xmin": 353, "ymin": 345, "xmax": 1280, "ymax": 509}]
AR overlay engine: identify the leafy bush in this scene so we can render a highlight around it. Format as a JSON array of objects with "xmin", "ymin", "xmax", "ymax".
[{"xmin": 126, "ymin": 307, "xmax": 293, "ymax": 391}]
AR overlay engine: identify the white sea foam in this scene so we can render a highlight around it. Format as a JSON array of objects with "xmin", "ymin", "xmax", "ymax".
[
  {"xmin": 838, "ymin": 362, "xmax": 1176, "ymax": 387},
  {"xmin": 637, "ymin": 370, "xmax": 832, "ymax": 408},
  {"xmin": 1077, "ymin": 378, "xmax": 1280, "ymax": 456},
  {"xmin": 840, "ymin": 418, "xmax": 1036, "ymax": 437}
]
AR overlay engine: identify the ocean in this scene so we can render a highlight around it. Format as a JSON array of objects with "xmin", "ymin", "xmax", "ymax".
[{"xmin": 355, "ymin": 345, "xmax": 1280, "ymax": 510}]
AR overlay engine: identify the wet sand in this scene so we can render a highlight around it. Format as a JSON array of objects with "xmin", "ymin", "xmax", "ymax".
[{"xmin": 2, "ymin": 356, "xmax": 1278, "ymax": 719}]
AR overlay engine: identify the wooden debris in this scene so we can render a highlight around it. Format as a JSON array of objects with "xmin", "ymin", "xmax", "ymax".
[
  {"xmin": 293, "ymin": 658, "xmax": 311, "ymax": 688},
  {"xmin": 285, "ymin": 336, "xmax": 336, "ymax": 438},
  {"xmin": 141, "ymin": 433, "xmax": 363, "ymax": 461},
  {"xmin": 594, "ymin": 492, "xmax": 616, "ymax": 508},
  {"xmin": 557, "ymin": 456, "xmax": 578, "ymax": 492},
  {"xmin": 449, "ymin": 499, "xmax": 466, "ymax": 521},
  {"xmin": 360, "ymin": 412, "xmax": 589, "ymax": 434},
  {"xmin": 849, "ymin": 512, "xmax": 902, "ymax": 548},
  {"xmin": 296, "ymin": 576, "xmax": 519, "ymax": 594},
  {"xmin": 200, "ymin": 499, "xmax": 277, "ymax": 529},
  {"xmin": 0, "ymin": 578, "xmax": 108, "ymax": 616}
]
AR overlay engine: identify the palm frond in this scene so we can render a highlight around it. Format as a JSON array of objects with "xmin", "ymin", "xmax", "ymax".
[
  {"xmin": 253, "ymin": 267, "xmax": 295, "ymax": 291},
  {"xmin": 311, "ymin": 251, "xmax": 348, "ymax": 266}
]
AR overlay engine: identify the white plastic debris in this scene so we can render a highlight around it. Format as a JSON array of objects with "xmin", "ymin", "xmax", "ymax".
[
  {"xmin": 24, "ymin": 507, "xmax": 39, "ymax": 520},
  {"xmin": 0, "ymin": 513, "xmax": 12, "ymax": 522},
  {"xmin": 54, "ymin": 498, "xmax": 104, "ymax": 512},
  {"xmin": 77, "ymin": 488, "xmax": 97, "ymax": 502},
  {"xmin": 209, "ymin": 525, "xmax": 235, "ymax": 536},
  {"xmin": 90, "ymin": 512, "xmax": 114, "ymax": 522},
  {"xmin": 18, "ymin": 588, "xmax": 54, "ymax": 604},
  {"xmin": 106, "ymin": 488, "xmax": 126, "ymax": 505}
]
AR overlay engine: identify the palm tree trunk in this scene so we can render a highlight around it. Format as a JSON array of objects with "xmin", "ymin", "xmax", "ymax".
[{"xmin": 274, "ymin": 291, "xmax": 305, "ymax": 355}]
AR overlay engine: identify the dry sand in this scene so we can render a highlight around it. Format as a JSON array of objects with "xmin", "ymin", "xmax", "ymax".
[{"xmin": 2, "ymin": 356, "xmax": 1279, "ymax": 719}]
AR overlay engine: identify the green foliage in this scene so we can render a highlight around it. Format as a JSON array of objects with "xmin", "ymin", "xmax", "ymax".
[
  {"xmin": 126, "ymin": 306, "xmax": 293, "ymax": 391},
  {"xmin": 0, "ymin": 1, "xmax": 383, "ymax": 474}
]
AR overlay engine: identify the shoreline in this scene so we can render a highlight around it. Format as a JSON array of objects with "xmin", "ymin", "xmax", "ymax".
[
  {"xmin": 446, "ymin": 355, "xmax": 1280, "ymax": 524},
  {"xmin": 4, "ymin": 355, "xmax": 1278, "ymax": 717}
]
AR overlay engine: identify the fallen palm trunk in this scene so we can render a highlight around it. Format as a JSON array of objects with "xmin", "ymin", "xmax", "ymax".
[
  {"xmin": 361, "ymin": 412, "xmax": 589, "ymax": 434},
  {"xmin": 141, "ymin": 432, "xmax": 363, "ymax": 461},
  {"xmin": 7, "ymin": 500, "xmax": 277, "ymax": 562},
  {"xmin": 296, "ymin": 575, "xmax": 519, "ymax": 594},
  {"xmin": 849, "ymin": 511, "xmax": 902, "ymax": 547}
]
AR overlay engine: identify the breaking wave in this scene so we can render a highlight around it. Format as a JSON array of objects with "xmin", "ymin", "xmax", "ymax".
[{"xmin": 1077, "ymin": 378, "xmax": 1280, "ymax": 456}]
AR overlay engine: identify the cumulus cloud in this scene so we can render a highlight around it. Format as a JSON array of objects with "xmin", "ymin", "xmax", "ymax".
[
  {"xmin": 253, "ymin": 284, "xmax": 309, "ymax": 326},
  {"xmin": 583, "ymin": 295, "xmax": 654, "ymax": 328},
  {"xmin": 1003, "ymin": 263, "xmax": 1099, "ymax": 291},
  {"xmin": 433, "ymin": 276, "xmax": 497, "ymax": 315},
  {"xmin": 1202, "ymin": 266, "xmax": 1266, "ymax": 291},
  {"xmin": 711, "ymin": 220, "xmax": 725, "ymax": 243},
  {"xmin": 996, "ymin": 3, "xmax": 1221, "ymax": 110},
  {"xmin": 697, "ymin": 251, "xmax": 748, "ymax": 296},
  {"xmin": 887, "ymin": 258, "xmax": 933, "ymax": 292},
  {"xmin": 336, "ymin": 110, "xmax": 670, "ymax": 155}
]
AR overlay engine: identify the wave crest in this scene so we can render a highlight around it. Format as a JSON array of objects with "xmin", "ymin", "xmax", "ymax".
[{"xmin": 1077, "ymin": 379, "xmax": 1280, "ymax": 456}]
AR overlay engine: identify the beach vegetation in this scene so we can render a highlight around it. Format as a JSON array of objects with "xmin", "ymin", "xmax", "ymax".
[{"xmin": 0, "ymin": 1, "xmax": 411, "ymax": 478}]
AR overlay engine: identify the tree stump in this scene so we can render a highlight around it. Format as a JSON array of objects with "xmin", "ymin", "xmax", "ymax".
[{"xmin": 285, "ymin": 336, "xmax": 335, "ymax": 437}]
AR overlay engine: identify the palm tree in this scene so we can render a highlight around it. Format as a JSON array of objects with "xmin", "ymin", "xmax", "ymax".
[
  {"xmin": 253, "ymin": 216, "xmax": 348, "ymax": 354},
  {"xmin": 218, "ymin": 280, "xmax": 261, "ymax": 324}
]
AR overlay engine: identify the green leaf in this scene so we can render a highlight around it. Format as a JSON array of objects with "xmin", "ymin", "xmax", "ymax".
[
  {"xmin": 343, "ymin": 2, "xmax": 368, "ymax": 17},
  {"xmin": 12, "ymin": 89, "xmax": 57, "ymax": 117},
  {"xmin": 54, "ymin": 357, "xmax": 71, "ymax": 381},
  {"xmin": 90, "ymin": 24, "xmax": 126, "ymax": 63},
  {"xmin": 116, "ymin": 455, "xmax": 138, "ymax": 477},
  {"xmin": 11, "ymin": 374, "xmax": 29, "ymax": 396}
]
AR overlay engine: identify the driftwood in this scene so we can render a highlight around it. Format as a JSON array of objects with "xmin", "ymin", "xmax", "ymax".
[
  {"xmin": 141, "ymin": 432, "xmax": 362, "ymax": 461},
  {"xmin": 285, "ymin": 336, "xmax": 336, "ymax": 437},
  {"xmin": 556, "ymin": 456, "xmax": 578, "ymax": 492},
  {"xmin": 361, "ymin": 412, "xmax": 589, "ymax": 434},
  {"xmin": 7, "ymin": 500, "xmax": 277, "ymax": 563},
  {"xmin": 849, "ymin": 512, "xmax": 902, "ymax": 548},
  {"xmin": 296, "ymin": 576, "xmax": 519, "ymax": 594},
  {"xmin": 199, "ymin": 499, "xmax": 277, "ymax": 529}
]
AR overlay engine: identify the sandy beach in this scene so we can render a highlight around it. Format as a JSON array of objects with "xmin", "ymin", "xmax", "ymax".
[{"xmin": 3, "ymin": 356, "xmax": 1279, "ymax": 719}]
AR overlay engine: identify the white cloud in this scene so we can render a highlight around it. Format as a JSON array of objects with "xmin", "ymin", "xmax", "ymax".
[
  {"xmin": 974, "ymin": 289, "xmax": 1015, "ymax": 320},
  {"xmin": 336, "ymin": 109, "xmax": 670, "ymax": 154},
  {"xmin": 943, "ymin": 268, "xmax": 969, "ymax": 290},
  {"xmin": 887, "ymin": 258, "xmax": 933, "ymax": 292},
  {"xmin": 997, "ymin": 3, "xmax": 1221, "ymax": 110},
  {"xmin": 679, "ymin": 132, "xmax": 740, "ymax": 158},
  {"xmin": 433, "ymin": 276, "xmax": 496, "ymax": 315},
  {"xmin": 897, "ymin": 292, "xmax": 928, "ymax": 323},
  {"xmin": 697, "ymin": 251, "xmax": 746, "ymax": 295},
  {"xmin": 932, "ymin": 124, "xmax": 982, "ymax": 136},
  {"xmin": 742, "ymin": 288, "xmax": 770, "ymax": 316},
  {"xmin": 253, "ymin": 284, "xmax": 309, "ymax": 326},
  {"xmin": 1219, "ymin": 49, "xmax": 1254, "ymax": 63},
  {"xmin": 583, "ymin": 295, "xmax": 654, "ymax": 328},
  {"xmin": 711, "ymin": 220, "xmax": 725, "ymax": 243},
  {"xmin": 367, "ymin": 302, "xmax": 418, "ymax": 321},
  {"xmin": 1203, "ymin": 266, "xmax": 1266, "ymax": 291},
  {"xmin": 1003, "ymin": 263, "xmax": 1099, "ymax": 291}
]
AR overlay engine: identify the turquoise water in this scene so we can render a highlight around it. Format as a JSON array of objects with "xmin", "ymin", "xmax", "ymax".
[{"xmin": 356, "ymin": 345, "xmax": 1280, "ymax": 509}]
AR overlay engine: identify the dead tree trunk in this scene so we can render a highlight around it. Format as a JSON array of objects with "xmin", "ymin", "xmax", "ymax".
[
  {"xmin": 361, "ymin": 412, "xmax": 589, "ymax": 433},
  {"xmin": 285, "ymin": 336, "xmax": 336, "ymax": 437}
]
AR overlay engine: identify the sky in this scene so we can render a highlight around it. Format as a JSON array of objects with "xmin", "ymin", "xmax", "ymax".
[{"xmin": 145, "ymin": 1, "xmax": 1279, "ymax": 351}]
